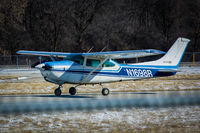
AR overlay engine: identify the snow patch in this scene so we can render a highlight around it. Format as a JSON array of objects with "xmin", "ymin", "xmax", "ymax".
[
  {"xmin": 0, "ymin": 106, "xmax": 200, "ymax": 132},
  {"xmin": 178, "ymin": 66, "xmax": 200, "ymax": 75},
  {"xmin": 18, "ymin": 77, "xmax": 29, "ymax": 80},
  {"xmin": 0, "ymin": 68, "xmax": 40, "ymax": 74}
]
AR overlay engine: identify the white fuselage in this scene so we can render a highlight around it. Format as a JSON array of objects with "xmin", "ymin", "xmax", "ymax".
[{"xmin": 36, "ymin": 59, "xmax": 170, "ymax": 85}]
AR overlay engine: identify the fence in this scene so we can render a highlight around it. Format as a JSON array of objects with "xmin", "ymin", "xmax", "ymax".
[{"xmin": 0, "ymin": 52, "xmax": 199, "ymax": 68}]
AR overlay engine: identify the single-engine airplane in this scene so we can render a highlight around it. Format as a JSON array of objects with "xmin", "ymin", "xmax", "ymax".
[{"xmin": 17, "ymin": 37, "xmax": 190, "ymax": 96}]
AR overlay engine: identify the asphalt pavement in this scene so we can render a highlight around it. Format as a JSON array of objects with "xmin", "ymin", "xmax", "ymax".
[{"xmin": 0, "ymin": 91, "xmax": 200, "ymax": 114}]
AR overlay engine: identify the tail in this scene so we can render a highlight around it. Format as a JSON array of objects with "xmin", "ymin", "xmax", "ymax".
[
  {"xmin": 135, "ymin": 37, "xmax": 190, "ymax": 68},
  {"xmin": 156, "ymin": 37, "xmax": 190, "ymax": 67}
]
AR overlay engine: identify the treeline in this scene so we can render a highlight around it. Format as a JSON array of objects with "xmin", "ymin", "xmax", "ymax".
[{"xmin": 0, "ymin": 0, "xmax": 200, "ymax": 55}]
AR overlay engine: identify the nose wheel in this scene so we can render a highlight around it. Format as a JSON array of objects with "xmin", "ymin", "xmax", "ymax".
[{"xmin": 54, "ymin": 86, "xmax": 62, "ymax": 96}]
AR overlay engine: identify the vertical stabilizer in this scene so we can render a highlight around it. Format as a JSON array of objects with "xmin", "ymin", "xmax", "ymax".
[{"xmin": 134, "ymin": 37, "xmax": 190, "ymax": 68}]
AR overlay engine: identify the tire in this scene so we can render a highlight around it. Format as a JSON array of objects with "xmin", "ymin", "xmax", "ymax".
[
  {"xmin": 54, "ymin": 88, "xmax": 62, "ymax": 96},
  {"xmin": 69, "ymin": 87, "xmax": 76, "ymax": 95},
  {"xmin": 102, "ymin": 88, "xmax": 110, "ymax": 96}
]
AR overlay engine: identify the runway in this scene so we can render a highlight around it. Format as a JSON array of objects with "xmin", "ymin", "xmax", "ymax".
[{"xmin": 1, "ymin": 90, "xmax": 200, "ymax": 114}]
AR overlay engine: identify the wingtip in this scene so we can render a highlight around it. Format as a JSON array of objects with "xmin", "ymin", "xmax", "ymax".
[
  {"xmin": 16, "ymin": 50, "xmax": 24, "ymax": 54},
  {"xmin": 178, "ymin": 37, "xmax": 190, "ymax": 42}
]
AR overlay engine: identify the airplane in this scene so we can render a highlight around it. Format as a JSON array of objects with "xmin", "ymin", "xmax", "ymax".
[{"xmin": 17, "ymin": 37, "xmax": 190, "ymax": 96}]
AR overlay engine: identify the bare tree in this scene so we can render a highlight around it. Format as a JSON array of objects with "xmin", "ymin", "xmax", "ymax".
[
  {"xmin": 25, "ymin": 0, "xmax": 68, "ymax": 51},
  {"xmin": 187, "ymin": 0, "xmax": 200, "ymax": 52},
  {"xmin": 153, "ymin": 0, "xmax": 175, "ymax": 44},
  {"xmin": 1, "ymin": 0, "xmax": 200, "ymax": 55},
  {"xmin": 0, "ymin": 0, "xmax": 27, "ymax": 55},
  {"xmin": 66, "ymin": 0, "xmax": 103, "ymax": 52}
]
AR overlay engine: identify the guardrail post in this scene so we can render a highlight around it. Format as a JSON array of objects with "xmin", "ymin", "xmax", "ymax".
[
  {"xmin": 193, "ymin": 52, "xmax": 195, "ymax": 65},
  {"xmin": 16, "ymin": 55, "xmax": 19, "ymax": 69}
]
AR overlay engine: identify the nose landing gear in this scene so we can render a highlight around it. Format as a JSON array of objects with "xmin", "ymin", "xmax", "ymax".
[
  {"xmin": 54, "ymin": 85, "xmax": 62, "ymax": 96},
  {"xmin": 54, "ymin": 85, "xmax": 78, "ymax": 96}
]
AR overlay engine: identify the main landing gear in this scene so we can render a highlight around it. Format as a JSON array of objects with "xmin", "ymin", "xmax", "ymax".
[
  {"xmin": 54, "ymin": 84, "xmax": 110, "ymax": 96},
  {"xmin": 69, "ymin": 87, "xmax": 76, "ymax": 95},
  {"xmin": 68, "ymin": 84, "xmax": 81, "ymax": 95},
  {"xmin": 102, "ymin": 88, "xmax": 110, "ymax": 96}
]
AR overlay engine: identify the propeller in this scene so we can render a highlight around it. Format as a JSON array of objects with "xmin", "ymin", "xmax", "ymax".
[{"xmin": 42, "ymin": 64, "xmax": 52, "ymax": 70}]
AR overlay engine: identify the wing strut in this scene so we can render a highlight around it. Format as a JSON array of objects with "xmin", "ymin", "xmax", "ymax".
[
  {"xmin": 81, "ymin": 57, "xmax": 109, "ymax": 83},
  {"xmin": 50, "ymin": 55, "xmax": 55, "ymax": 61}
]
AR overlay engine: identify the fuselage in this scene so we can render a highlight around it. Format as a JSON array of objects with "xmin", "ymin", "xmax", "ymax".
[{"xmin": 36, "ymin": 59, "xmax": 177, "ymax": 85}]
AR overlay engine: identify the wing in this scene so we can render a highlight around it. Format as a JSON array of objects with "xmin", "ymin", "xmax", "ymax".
[
  {"xmin": 17, "ymin": 49, "xmax": 165, "ymax": 59},
  {"xmin": 82, "ymin": 49, "xmax": 165, "ymax": 59},
  {"xmin": 16, "ymin": 50, "xmax": 81, "ymax": 58}
]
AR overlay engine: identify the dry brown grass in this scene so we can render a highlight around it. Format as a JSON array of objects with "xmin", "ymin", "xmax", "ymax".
[
  {"xmin": 0, "ymin": 74, "xmax": 200, "ymax": 95},
  {"xmin": 0, "ymin": 76, "xmax": 19, "ymax": 80}
]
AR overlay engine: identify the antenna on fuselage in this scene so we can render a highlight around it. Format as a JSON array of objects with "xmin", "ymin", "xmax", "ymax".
[{"xmin": 87, "ymin": 46, "xmax": 94, "ymax": 53}]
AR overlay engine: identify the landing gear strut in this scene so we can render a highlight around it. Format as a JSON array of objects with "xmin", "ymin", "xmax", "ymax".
[{"xmin": 54, "ymin": 86, "xmax": 62, "ymax": 96}]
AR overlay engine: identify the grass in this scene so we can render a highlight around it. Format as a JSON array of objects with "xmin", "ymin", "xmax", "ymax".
[
  {"xmin": 0, "ymin": 76, "xmax": 19, "ymax": 80},
  {"xmin": 0, "ymin": 80, "xmax": 200, "ymax": 95},
  {"xmin": 0, "ymin": 74, "xmax": 200, "ymax": 95}
]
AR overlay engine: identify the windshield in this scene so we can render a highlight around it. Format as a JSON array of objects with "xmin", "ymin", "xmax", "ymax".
[{"xmin": 64, "ymin": 56, "xmax": 84, "ymax": 65}]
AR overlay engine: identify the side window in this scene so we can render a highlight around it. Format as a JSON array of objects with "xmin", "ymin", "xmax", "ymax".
[
  {"xmin": 86, "ymin": 59, "xmax": 100, "ymax": 67},
  {"xmin": 102, "ymin": 60, "xmax": 115, "ymax": 67}
]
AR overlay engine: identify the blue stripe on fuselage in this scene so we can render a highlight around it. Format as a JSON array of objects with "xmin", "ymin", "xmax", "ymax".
[{"xmin": 48, "ymin": 64, "xmax": 176, "ymax": 78}]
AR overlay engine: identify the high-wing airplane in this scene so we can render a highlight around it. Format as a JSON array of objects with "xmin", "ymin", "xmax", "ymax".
[{"xmin": 17, "ymin": 37, "xmax": 190, "ymax": 96}]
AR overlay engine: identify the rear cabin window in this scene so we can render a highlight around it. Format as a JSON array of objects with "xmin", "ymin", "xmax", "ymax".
[
  {"xmin": 102, "ymin": 60, "xmax": 115, "ymax": 67},
  {"xmin": 86, "ymin": 59, "xmax": 100, "ymax": 67}
]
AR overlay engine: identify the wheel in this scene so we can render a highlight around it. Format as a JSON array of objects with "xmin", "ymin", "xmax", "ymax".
[
  {"xmin": 102, "ymin": 88, "xmax": 110, "ymax": 96},
  {"xmin": 54, "ymin": 88, "xmax": 62, "ymax": 96},
  {"xmin": 69, "ymin": 87, "xmax": 76, "ymax": 95}
]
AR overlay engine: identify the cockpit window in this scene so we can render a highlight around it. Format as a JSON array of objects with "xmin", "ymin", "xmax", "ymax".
[
  {"xmin": 64, "ymin": 56, "xmax": 84, "ymax": 65},
  {"xmin": 86, "ymin": 59, "xmax": 100, "ymax": 67},
  {"xmin": 102, "ymin": 60, "xmax": 115, "ymax": 67}
]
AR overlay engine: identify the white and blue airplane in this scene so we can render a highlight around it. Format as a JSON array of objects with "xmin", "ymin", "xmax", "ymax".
[{"xmin": 17, "ymin": 37, "xmax": 190, "ymax": 96}]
